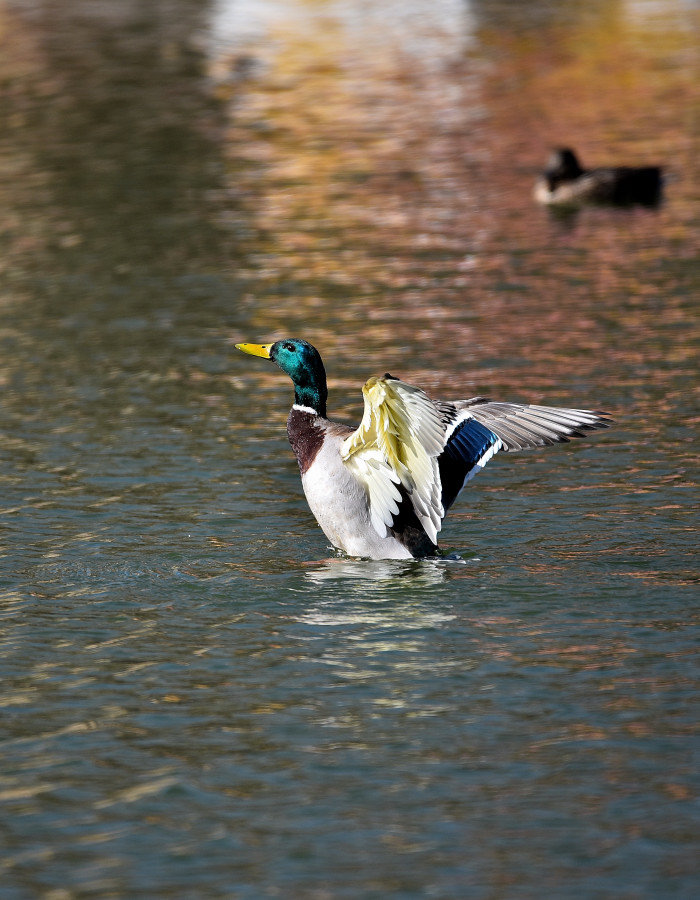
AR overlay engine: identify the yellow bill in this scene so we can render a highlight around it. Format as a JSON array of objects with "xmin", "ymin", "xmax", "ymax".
[{"xmin": 235, "ymin": 342, "xmax": 273, "ymax": 358}]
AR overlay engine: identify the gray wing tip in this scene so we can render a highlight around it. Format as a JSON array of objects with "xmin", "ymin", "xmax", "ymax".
[{"xmin": 566, "ymin": 412, "xmax": 615, "ymax": 435}]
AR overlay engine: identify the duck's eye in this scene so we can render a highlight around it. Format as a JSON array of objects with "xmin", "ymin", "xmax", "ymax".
[{"xmin": 283, "ymin": 342, "xmax": 295, "ymax": 352}]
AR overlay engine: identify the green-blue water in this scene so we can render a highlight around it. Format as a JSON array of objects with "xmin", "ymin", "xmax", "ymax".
[{"xmin": 1, "ymin": 1, "xmax": 697, "ymax": 897}]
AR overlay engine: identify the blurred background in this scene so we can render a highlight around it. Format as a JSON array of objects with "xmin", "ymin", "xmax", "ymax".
[{"xmin": 0, "ymin": 0, "xmax": 697, "ymax": 897}]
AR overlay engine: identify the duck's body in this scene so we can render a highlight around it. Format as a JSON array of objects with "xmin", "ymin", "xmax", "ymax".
[
  {"xmin": 236, "ymin": 340, "xmax": 611, "ymax": 560},
  {"xmin": 534, "ymin": 147, "xmax": 663, "ymax": 207},
  {"xmin": 289, "ymin": 408, "xmax": 419, "ymax": 559}
]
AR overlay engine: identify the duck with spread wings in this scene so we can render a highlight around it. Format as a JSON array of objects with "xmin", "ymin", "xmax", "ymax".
[{"xmin": 236, "ymin": 339, "xmax": 611, "ymax": 560}]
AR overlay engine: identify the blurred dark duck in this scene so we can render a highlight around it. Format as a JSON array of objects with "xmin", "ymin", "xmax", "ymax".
[{"xmin": 534, "ymin": 147, "xmax": 663, "ymax": 207}]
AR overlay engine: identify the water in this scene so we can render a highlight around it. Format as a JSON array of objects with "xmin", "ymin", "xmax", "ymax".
[{"xmin": 1, "ymin": 0, "xmax": 698, "ymax": 897}]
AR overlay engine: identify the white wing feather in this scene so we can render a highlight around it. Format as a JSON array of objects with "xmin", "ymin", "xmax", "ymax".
[{"xmin": 341, "ymin": 377, "xmax": 445, "ymax": 543}]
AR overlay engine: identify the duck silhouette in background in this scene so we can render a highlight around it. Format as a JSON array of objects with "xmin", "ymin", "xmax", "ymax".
[{"xmin": 534, "ymin": 147, "xmax": 663, "ymax": 208}]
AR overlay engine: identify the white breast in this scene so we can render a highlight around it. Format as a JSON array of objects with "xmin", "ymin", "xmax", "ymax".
[{"xmin": 301, "ymin": 439, "xmax": 414, "ymax": 560}]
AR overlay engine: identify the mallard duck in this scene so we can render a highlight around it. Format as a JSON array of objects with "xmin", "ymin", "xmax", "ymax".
[
  {"xmin": 534, "ymin": 147, "xmax": 663, "ymax": 207},
  {"xmin": 236, "ymin": 339, "xmax": 611, "ymax": 560}
]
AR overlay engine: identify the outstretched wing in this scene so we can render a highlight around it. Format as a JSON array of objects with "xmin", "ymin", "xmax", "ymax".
[
  {"xmin": 450, "ymin": 398, "xmax": 612, "ymax": 452},
  {"xmin": 340, "ymin": 378, "xmax": 611, "ymax": 541},
  {"xmin": 436, "ymin": 398, "xmax": 610, "ymax": 510},
  {"xmin": 341, "ymin": 376, "xmax": 445, "ymax": 542}
]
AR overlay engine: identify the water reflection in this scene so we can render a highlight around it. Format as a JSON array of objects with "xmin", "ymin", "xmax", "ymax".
[
  {"xmin": 469, "ymin": 0, "xmax": 612, "ymax": 30},
  {"xmin": 0, "ymin": 3, "xmax": 697, "ymax": 897},
  {"xmin": 3, "ymin": 0, "xmax": 228, "ymax": 276},
  {"xmin": 305, "ymin": 556, "xmax": 455, "ymax": 588},
  {"xmin": 299, "ymin": 563, "xmax": 466, "ymax": 702},
  {"xmin": 301, "ymin": 559, "xmax": 455, "ymax": 636},
  {"xmin": 0, "ymin": 0, "xmax": 251, "ymax": 578}
]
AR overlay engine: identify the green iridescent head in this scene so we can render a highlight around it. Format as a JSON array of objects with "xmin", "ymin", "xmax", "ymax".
[{"xmin": 236, "ymin": 338, "xmax": 328, "ymax": 416}]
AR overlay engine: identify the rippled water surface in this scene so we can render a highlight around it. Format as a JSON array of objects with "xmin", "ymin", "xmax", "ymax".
[{"xmin": 1, "ymin": 0, "xmax": 697, "ymax": 897}]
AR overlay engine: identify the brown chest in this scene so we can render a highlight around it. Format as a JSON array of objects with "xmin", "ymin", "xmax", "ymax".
[{"xmin": 286, "ymin": 409, "xmax": 327, "ymax": 474}]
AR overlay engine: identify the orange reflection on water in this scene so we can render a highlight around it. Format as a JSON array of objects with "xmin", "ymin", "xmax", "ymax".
[{"xmin": 212, "ymin": 0, "xmax": 697, "ymax": 411}]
